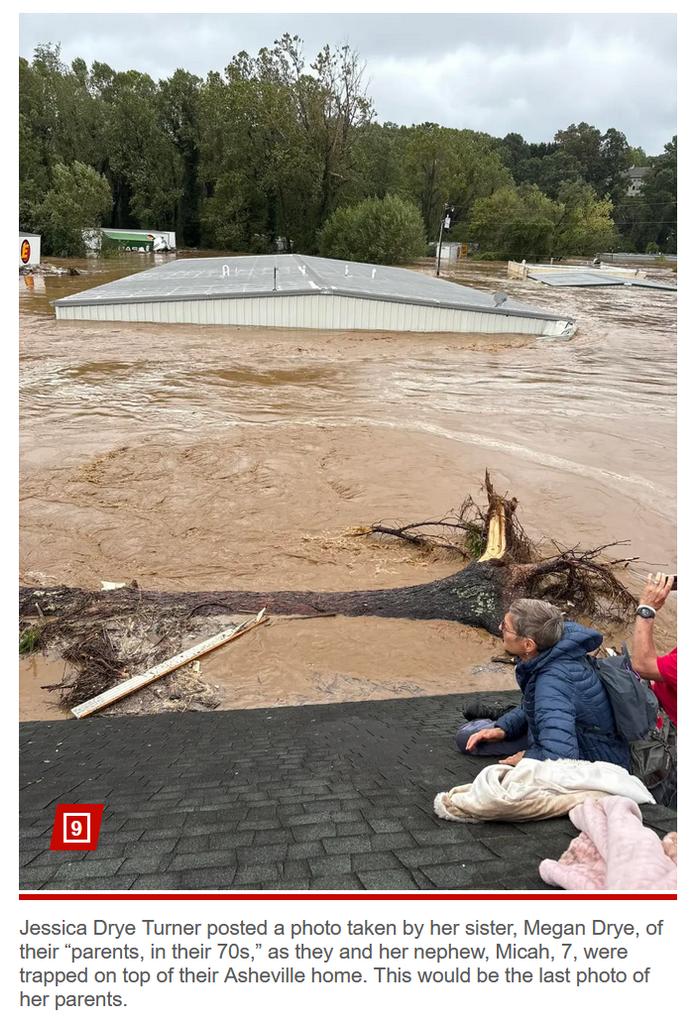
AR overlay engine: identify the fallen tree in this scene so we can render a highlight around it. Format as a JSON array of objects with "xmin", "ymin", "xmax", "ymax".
[{"xmin": 19, "ymin": 472, "xmax": 637, "ymax": 708}]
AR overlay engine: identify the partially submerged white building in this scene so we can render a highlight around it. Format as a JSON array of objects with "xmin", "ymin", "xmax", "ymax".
[
  {"xmin": 507, "ymin": 260, "xmax": 676, "ymax": 292},
  {"xmin": 53, "ymin": 254, "xmax": 575, "ymax": 336}
]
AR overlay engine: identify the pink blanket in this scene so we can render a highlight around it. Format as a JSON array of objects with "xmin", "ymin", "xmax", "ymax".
[{"xmin": 539, "ymin": 796, "xmax": 677, "ymax": 891}]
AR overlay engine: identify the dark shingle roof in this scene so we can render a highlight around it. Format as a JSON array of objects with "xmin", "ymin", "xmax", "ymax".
[{"xmin": 20, "ymin": 693, "xmax": 676, "ymax": 892}]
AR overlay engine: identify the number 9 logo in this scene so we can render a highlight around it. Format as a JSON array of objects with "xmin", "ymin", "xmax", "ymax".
[{"xmin": 50, "ymin": 804, "xmax": 104, "ymax": 851}]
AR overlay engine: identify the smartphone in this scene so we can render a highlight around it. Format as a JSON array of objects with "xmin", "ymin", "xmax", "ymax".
[{"xmin": 671, "ymin": 575, "xmax": 677, "ymax": 591}]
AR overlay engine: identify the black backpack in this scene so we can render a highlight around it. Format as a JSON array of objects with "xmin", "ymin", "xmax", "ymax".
[
  {"xmin": 588, "ymin": 647, "xmax": 659, "ymax": 741},
  {"xmin": 588, "ymin": 647, "xmax": 674, "ymax": 795}
]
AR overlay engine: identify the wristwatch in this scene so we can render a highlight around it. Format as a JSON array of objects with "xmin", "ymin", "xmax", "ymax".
[{"xmin": 635, "ymin": 605, "xmax": 656, "ymax": 619}]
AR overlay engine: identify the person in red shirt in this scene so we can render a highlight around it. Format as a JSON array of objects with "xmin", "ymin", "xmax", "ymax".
[{"xmin": 629, "ymin": 572, "xmax": 677, "ymax": 725}]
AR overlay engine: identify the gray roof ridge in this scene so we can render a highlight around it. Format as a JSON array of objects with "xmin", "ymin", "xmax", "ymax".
[{"xmin": 290, "ymin": 253, "xmax": 327, "ymax": 292}]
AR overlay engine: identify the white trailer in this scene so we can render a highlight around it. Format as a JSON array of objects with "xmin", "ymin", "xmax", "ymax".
[{"xmin": 82, "ymin": 228, "xmax": 177, "ymax": 253}]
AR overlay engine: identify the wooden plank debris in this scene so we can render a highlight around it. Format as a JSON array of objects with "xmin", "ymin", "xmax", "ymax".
[{"xmin": 71, "ymin": 609, "xmax": 268, "ymax": 719}]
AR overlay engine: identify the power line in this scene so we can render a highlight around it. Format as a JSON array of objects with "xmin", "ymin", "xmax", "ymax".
[
  {"xmin": 435, "ymin": 200, "xmax": 676, "ymax": 213},
  {"xmin": 615, "ymin": 201, "xmax": 677, "ymax": 207}
]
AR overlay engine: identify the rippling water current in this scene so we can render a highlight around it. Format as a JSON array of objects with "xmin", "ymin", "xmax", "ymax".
[{"xmin": 19, "ymin": 254, "xmax": 677, "ymax": 719}]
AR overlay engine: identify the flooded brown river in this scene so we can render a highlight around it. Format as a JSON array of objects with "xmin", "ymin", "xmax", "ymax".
[{"xmin": 19, "ymin": 254, "xmax": 677, "ymax": 720}]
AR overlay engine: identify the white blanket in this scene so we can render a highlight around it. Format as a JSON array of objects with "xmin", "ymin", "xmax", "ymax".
[{"xmin": 434, "ymin": 757, "xmax": 654, "ymax": 823}]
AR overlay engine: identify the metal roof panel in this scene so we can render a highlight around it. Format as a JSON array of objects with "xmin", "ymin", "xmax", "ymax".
[
  {"xmin": 54, "ymin": 254, "xmax": 574, "ymax": 321},
  {"xmin": 528, "ymin": 269, "xmax": 676, "ymax": 291}
]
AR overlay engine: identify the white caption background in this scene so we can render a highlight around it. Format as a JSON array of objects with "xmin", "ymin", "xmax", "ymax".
[{"xmin": 14, "ymin": 898, "xmax": 683, "ymax": 1019}]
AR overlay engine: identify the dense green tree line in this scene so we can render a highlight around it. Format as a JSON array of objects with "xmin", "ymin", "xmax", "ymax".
[{"xmin": 19, "ymin": 39, "xmax": 676, "ymax": 259}]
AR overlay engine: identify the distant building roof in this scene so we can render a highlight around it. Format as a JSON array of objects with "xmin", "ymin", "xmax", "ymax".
[
  {"xmin": 526, "ymin": 269, "xmax": 676, "ymax": 291},
  {"xmin": 626, "ymin": 166, "xmax": 650, "ymax": 179}
]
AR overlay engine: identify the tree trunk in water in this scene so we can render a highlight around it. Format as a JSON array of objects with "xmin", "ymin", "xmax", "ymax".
[
  {"xmin": 20, "ymin": 559, "xmax": 513, "ymax": 637},
  {"xmin": 19, "ymin": 473, "xmax": 635, "ymax": 659},
  {"xmin": 18, "ymin": 474, "xmax": 637, "ymax": 711}
]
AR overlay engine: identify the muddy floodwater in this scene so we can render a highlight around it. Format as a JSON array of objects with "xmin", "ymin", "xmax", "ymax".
[{"xmin": 19, "ymin": 254, "xmax": 677, "ymax": 720}]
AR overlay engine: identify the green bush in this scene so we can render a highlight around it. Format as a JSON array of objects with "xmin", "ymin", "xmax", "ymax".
[
  {"xmin": 319, "ymin": 194, "xmax": 426, "ymax": 265},
  {"xmin": 34, "ymin": 161, "xmax": 112, "ymax": 257}
]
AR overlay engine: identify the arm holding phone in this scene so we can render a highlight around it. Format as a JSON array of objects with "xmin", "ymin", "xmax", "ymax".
[
  {"xmin": 629, "ymin": 572, "xmax": 677, "ymax": 726},
  {"xmin": 630, "ymin": 572, "xmax": 674, "ymax": 680}
]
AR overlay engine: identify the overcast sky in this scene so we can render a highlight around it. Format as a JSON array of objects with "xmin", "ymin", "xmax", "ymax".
[{"xmin": 19, "ymin": 12, "xmax": 676, "ymax": 154}]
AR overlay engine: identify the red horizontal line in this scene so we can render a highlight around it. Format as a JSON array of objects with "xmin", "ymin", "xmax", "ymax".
[{"xmin": 20, "ymin": 893, "xmax": 677, "ymax": 902}]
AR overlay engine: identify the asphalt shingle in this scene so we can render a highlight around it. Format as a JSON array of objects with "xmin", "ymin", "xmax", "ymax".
[{"xmin": 19, "ymin": 691, "xmax": 677, "ymax": 892}]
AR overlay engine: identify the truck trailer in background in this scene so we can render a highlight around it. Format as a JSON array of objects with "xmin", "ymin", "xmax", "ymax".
[{"xmin": 83, "ymin": 228, "xmax": 176, "ymax": 253}]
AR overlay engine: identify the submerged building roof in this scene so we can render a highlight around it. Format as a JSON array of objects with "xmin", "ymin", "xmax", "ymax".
[
  {"xmin": 53, "ymin": 254, "xmax": 576, "ymax": 336},
  {"xmin": 526, "ymin": 269, "xmax": 677, "ymax": 291}
]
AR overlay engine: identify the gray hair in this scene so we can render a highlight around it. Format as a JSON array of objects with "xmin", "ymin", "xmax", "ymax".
[{"xmin": 508, "ymin": 598, "xmax": 564, "ymax": 651}]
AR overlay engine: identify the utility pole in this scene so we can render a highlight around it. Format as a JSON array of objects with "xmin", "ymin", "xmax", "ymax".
[{"xmin": 435, "ymin": 202, "xmax": 453, "ymax": 277}]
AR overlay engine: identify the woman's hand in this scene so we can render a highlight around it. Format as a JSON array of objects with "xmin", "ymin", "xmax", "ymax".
[
  {"xmin": 499, "ymin": 751, "xmax": 525, "ymax": 767},
  {"xmin": 465, "ymin": 727, "xmax": 506, "ymax": 752}
]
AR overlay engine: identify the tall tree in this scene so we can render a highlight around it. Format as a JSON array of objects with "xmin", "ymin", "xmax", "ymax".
[
  {"xmin": 159, "ymin": 70, "xmax": 203, "ymax": 246},
  {"xmin": 199, "ymin": 35, "xmax": 373, "ymax": 252},
  {"xmin": 469, "ymin": 184, "xmax": 558, "ymax": 260},
  {"xmin": 91, "ymin": 66, "xmax": 181, "ymax": 227},
  {"xmin": 599, "ymin": 127, "xmax": 634, "ymax": 203},
  {"xmin": 552, "ymin": 181, "xmax": 618, "ymax": 256},
  {"xmin": 469, "ymin": 181, "xmax": 617, "ymax": 260},
  {"xmin": 627, "ymin": 146, "xmax": 649, "ymax": 166},
  {"xmin": 20, "ymin": 45, "xmax": 104, "ymax": 229},
  {"xmin": 532, "ymin": 149, "xmax": 585, "ymax": 197},
  {"xmin": 346, "ymin": 122, "xmax": 406, "ymax": 202},
  {"xmin": 198, "ymin": 53, "xmax": 319, "ymax": 251},
  {"xmin": 554, "ymin": 122, "xmax": 605, "ymax": 190},
  {"xmin": 638, "ymin": 136, "xmax": 677, "ymax": 252},
  {"xmin": 401, "ymin": 124, "xmax": 512, "ymax": 239},
  {"xmin": 553, "ymin": 122, "xmax": 632, "ymax": 200},
  {"xmin": 401, "ymin": 123, "xmax": 456, "ymax": 233},
  {"xmin": 303, "ymin": 38, "xmax": 375, "ymax": 224},
  {"xmin": 497, "ymin": 132, "xmax": 531, "ymax": 178}
]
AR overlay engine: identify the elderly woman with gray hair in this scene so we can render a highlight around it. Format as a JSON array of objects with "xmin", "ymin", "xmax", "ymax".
[{"xmin": 463, "ymin": 598, "xmax": 630, "ymax": 769}]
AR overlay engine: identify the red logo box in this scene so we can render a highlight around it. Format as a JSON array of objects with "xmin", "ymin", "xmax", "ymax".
[{"xmin": 49, "ymin": 804, "xmax": 105, "ymax": 851}]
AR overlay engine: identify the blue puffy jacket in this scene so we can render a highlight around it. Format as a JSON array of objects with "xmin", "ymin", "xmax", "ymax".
[{"xmin": 494, "ymin": 621, "xmax": 630, "ymax": 768}]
